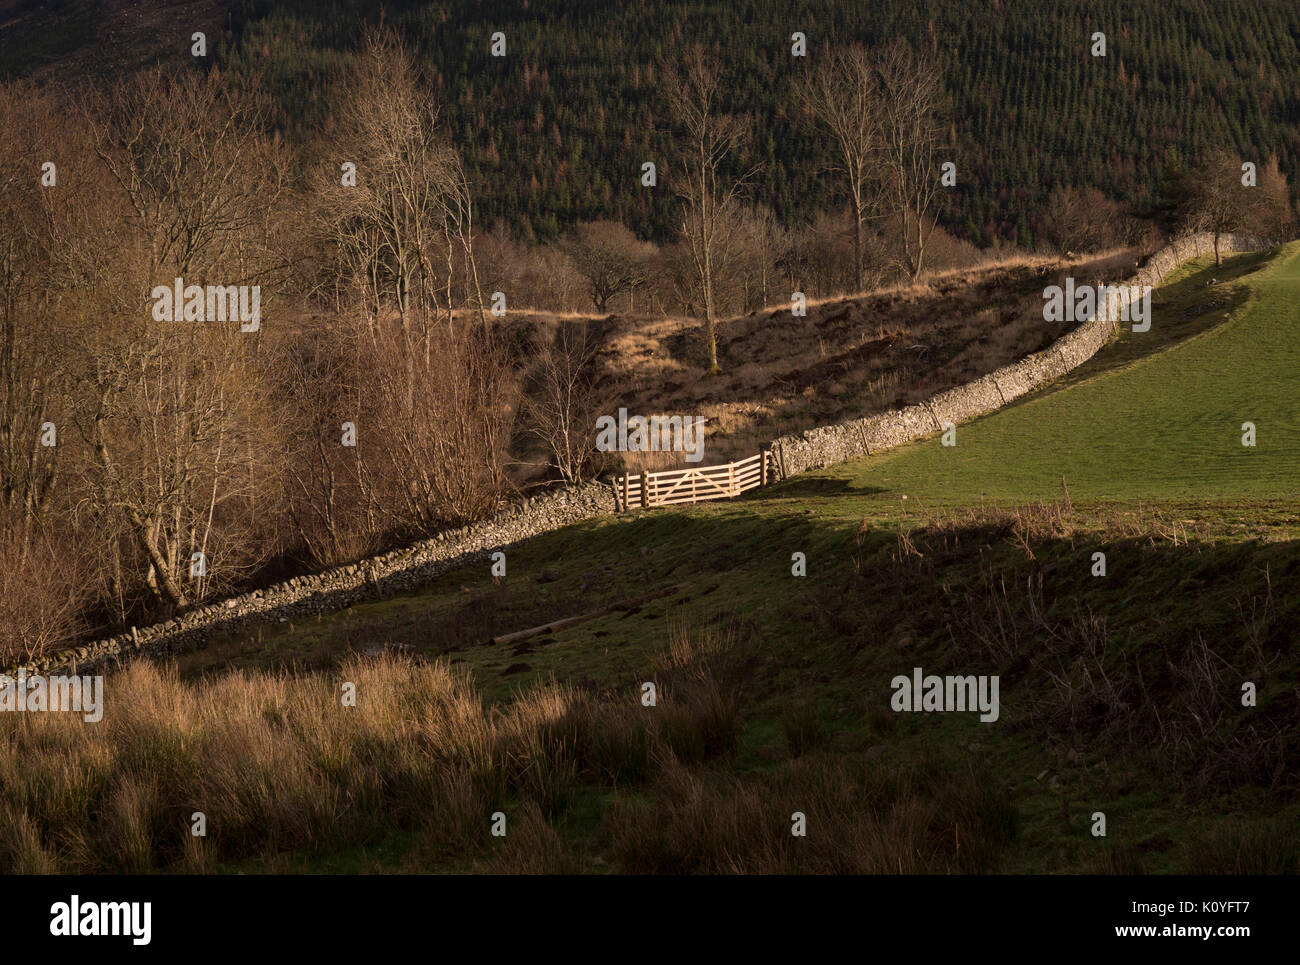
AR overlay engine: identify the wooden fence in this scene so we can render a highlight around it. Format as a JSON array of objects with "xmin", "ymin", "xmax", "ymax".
[{"xmin": 612, "ymin": 450, "xmax": 773, "ymax": 511}]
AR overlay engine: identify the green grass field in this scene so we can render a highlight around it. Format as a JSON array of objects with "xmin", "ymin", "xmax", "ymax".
[
  {"xmin": 827, "ymin": 244, "xmax": 1300, "ymax": 504},
  {"xmin": 32, "ymin": 246, "xmax": 1295, "ymax": 875}
]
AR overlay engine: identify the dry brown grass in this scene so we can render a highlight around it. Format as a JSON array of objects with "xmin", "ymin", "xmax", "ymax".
[
  {"xmin": 605, "ymin": 752, "xmax": 1015, "ymax": 874},
  {"xmin": 0, "ymin": 651, "xmax": 741, "ymax": 873},
  {"xmin": 0, "ymin": 615, "xmax": 1027, "ymax": 874},
  {"xmin": 502, "ymin": 246, "xmax": 1149, "ymax": 483},
  {"xmin": 617, "ymin": 447, "xmax": 691, "ymax": 474},
  {"xmin": 568, "ymin": 249, "xmax": 1144, "ymax": 463}
]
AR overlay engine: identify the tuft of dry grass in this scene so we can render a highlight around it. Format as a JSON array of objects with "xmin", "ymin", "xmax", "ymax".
[
  {"xmin": 0, "ymin": 649, "xmax": 744, "ymax": 873},
  {"xmin": 1186, "ymin": 818, "xmax": 1300, "ymax": 874},
  {"xmin": 477, "ymin": 801, "xmax": 584, "ymax": 874},
  {"xmin": 605, "ymin": 752, "xmax": 1015, "ymax": 874}
]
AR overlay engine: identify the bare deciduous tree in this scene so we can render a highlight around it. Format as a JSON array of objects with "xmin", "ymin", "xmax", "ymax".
[
  {"xmin": 875, "ymin": 43, "xmax": 945, "ymax": 281},
  {"xmin": 72, "ymin": 68, "xmax": 289, "ymax": 612},
  {"xmin": 0, "ymin": 82, "xmax": 90, "ymax": 659},
  {"xmin": 1043, "ymin": 186, "xmax": 1133, "ymax": 255},
  {"xmin": 1184, "ymin": 150, "xmax": 1264, "ymax": 266},
  {"xmin": 734, "ymin": 204, "xmax": 790, "ymax": 310},
  {"xmin": 1249, "ymin": 156, "xmax": 1300, "ymax": 242},
  {"xmin": 316, "ymin": 29, "xmax": 483, "ymax": 339},
  {"xmin": 0, "ymin": 83, "xmax": 65, "ymax": 529},
  {"xmin": 662, "ymin": 46, "xmax": 755, "ymax": 373},
  {"xmin": 800, "ymin": 45, "xmax": 883, "ymax": 293},
  {"xmin": 367, "ymin": 324, "xmax": 516, "ymax": 529},
  {"xmin": 300, "ymin": 32, "xmax": 512, "ymax": 540},
  {"xmin": 562, "ymin": 221, "xmax": 654, "ymax": 313},
  {"xmin": 525, "ymin": 321, "xmax": 608, "ymax": 483}
]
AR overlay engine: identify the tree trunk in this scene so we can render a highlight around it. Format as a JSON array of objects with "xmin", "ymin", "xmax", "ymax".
[
  {"xmin": 129, "ymin": 508, "xmax": 189, "ymax": 609},
  {"xmin": 706, "ymin": 309, "xmax": 719, "ymax": 373},
  {"xmin": 853, "ymin": 209, "xmax": 864, "ymax": 292}
]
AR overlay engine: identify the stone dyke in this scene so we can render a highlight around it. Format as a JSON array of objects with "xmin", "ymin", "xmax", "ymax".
[
  {"xmin": 25, "ymin": 480, "xmax": 615, "ymax": 675},
  {"xmin": 22, "ymin": 232, "xmax": 1271, "ymax": 676},
  {"xmin": 768, "ymin": 232, "xmax": 1270, "ymax": 476}
]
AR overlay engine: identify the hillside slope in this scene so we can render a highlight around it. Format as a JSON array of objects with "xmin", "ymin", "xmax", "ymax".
[
  {"xmin": 130, "ymin": 245, "xmax": 1300, "ymax": 874},
  {"xmin": 826, "ymin": 244, "xmax": 1300, "ymax": 502},
  {"xmin": 533, "ymin": 250, "xmax": 1142, "ymax": 468},
  {"xmin": 3, "ymin": 0, "xmax": 1298, "ymax": 245}
]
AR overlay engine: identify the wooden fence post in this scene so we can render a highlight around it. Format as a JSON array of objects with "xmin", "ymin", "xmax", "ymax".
[{"xmin": 641, "ymin": 472, "xmax": 649, "ymax": 508}]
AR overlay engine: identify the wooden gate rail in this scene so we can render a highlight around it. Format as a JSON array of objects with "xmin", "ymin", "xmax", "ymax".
[{"xmin": 613, "ymin": 450, "xmax": 772, "ymax": 511}]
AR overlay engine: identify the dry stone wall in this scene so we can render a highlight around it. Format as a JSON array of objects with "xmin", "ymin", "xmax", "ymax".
[
  {"xmin": 770, "ymin": 233, "xmax": 1269, "ymax": 476},
  {"xmin": 28, "ymin": 481, "xmax": 614, "ymax": 674},
  {"xmin": 25, "ymin": 232, "xmax": 1269, "ymax": 675}
]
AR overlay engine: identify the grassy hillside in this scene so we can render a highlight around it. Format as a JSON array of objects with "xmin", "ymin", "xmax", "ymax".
[
  {"xmin": 11, "ymin": 484, "xmax": 1291, "ymax": 873},
  {"xmin": 64, "ymin": 245, "xmax": 1284, "ymax": 875},
  {"xmin": 827, "ymin": 244, "xmax": 1300, "ymax": 503}
]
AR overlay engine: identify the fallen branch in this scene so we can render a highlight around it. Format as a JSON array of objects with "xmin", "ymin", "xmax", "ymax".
[{"xmin": 488, "ymin": 582, "xmax": 692, "ymax": 646}]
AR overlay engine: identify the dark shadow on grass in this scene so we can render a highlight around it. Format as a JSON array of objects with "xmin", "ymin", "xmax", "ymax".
[{"xmin": 758, "ymin": 476, "xmax": 887, "ymax": 500}]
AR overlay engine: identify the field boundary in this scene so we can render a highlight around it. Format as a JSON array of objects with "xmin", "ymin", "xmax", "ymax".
[
  {"xmin": 767, "ymin": 232, "xmax": 1272, "ymax": 477},
  {"xmin": 610, "ymin": 231, "xmax": 1273, "ymax": 511},
  {"xmin": 21, "ymin": 233, "xmax": 1272, "ymax": 674}
]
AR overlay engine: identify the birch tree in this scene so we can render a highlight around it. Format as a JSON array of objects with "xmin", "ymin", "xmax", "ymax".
[{"xmin": 662, "ymin": 46, "xmax": 753, "ymax": 373}]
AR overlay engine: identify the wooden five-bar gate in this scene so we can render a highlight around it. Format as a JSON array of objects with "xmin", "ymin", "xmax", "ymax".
[{"xmin": 613, "ymin": 450, "xmax": 774, "ymax": 511}]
